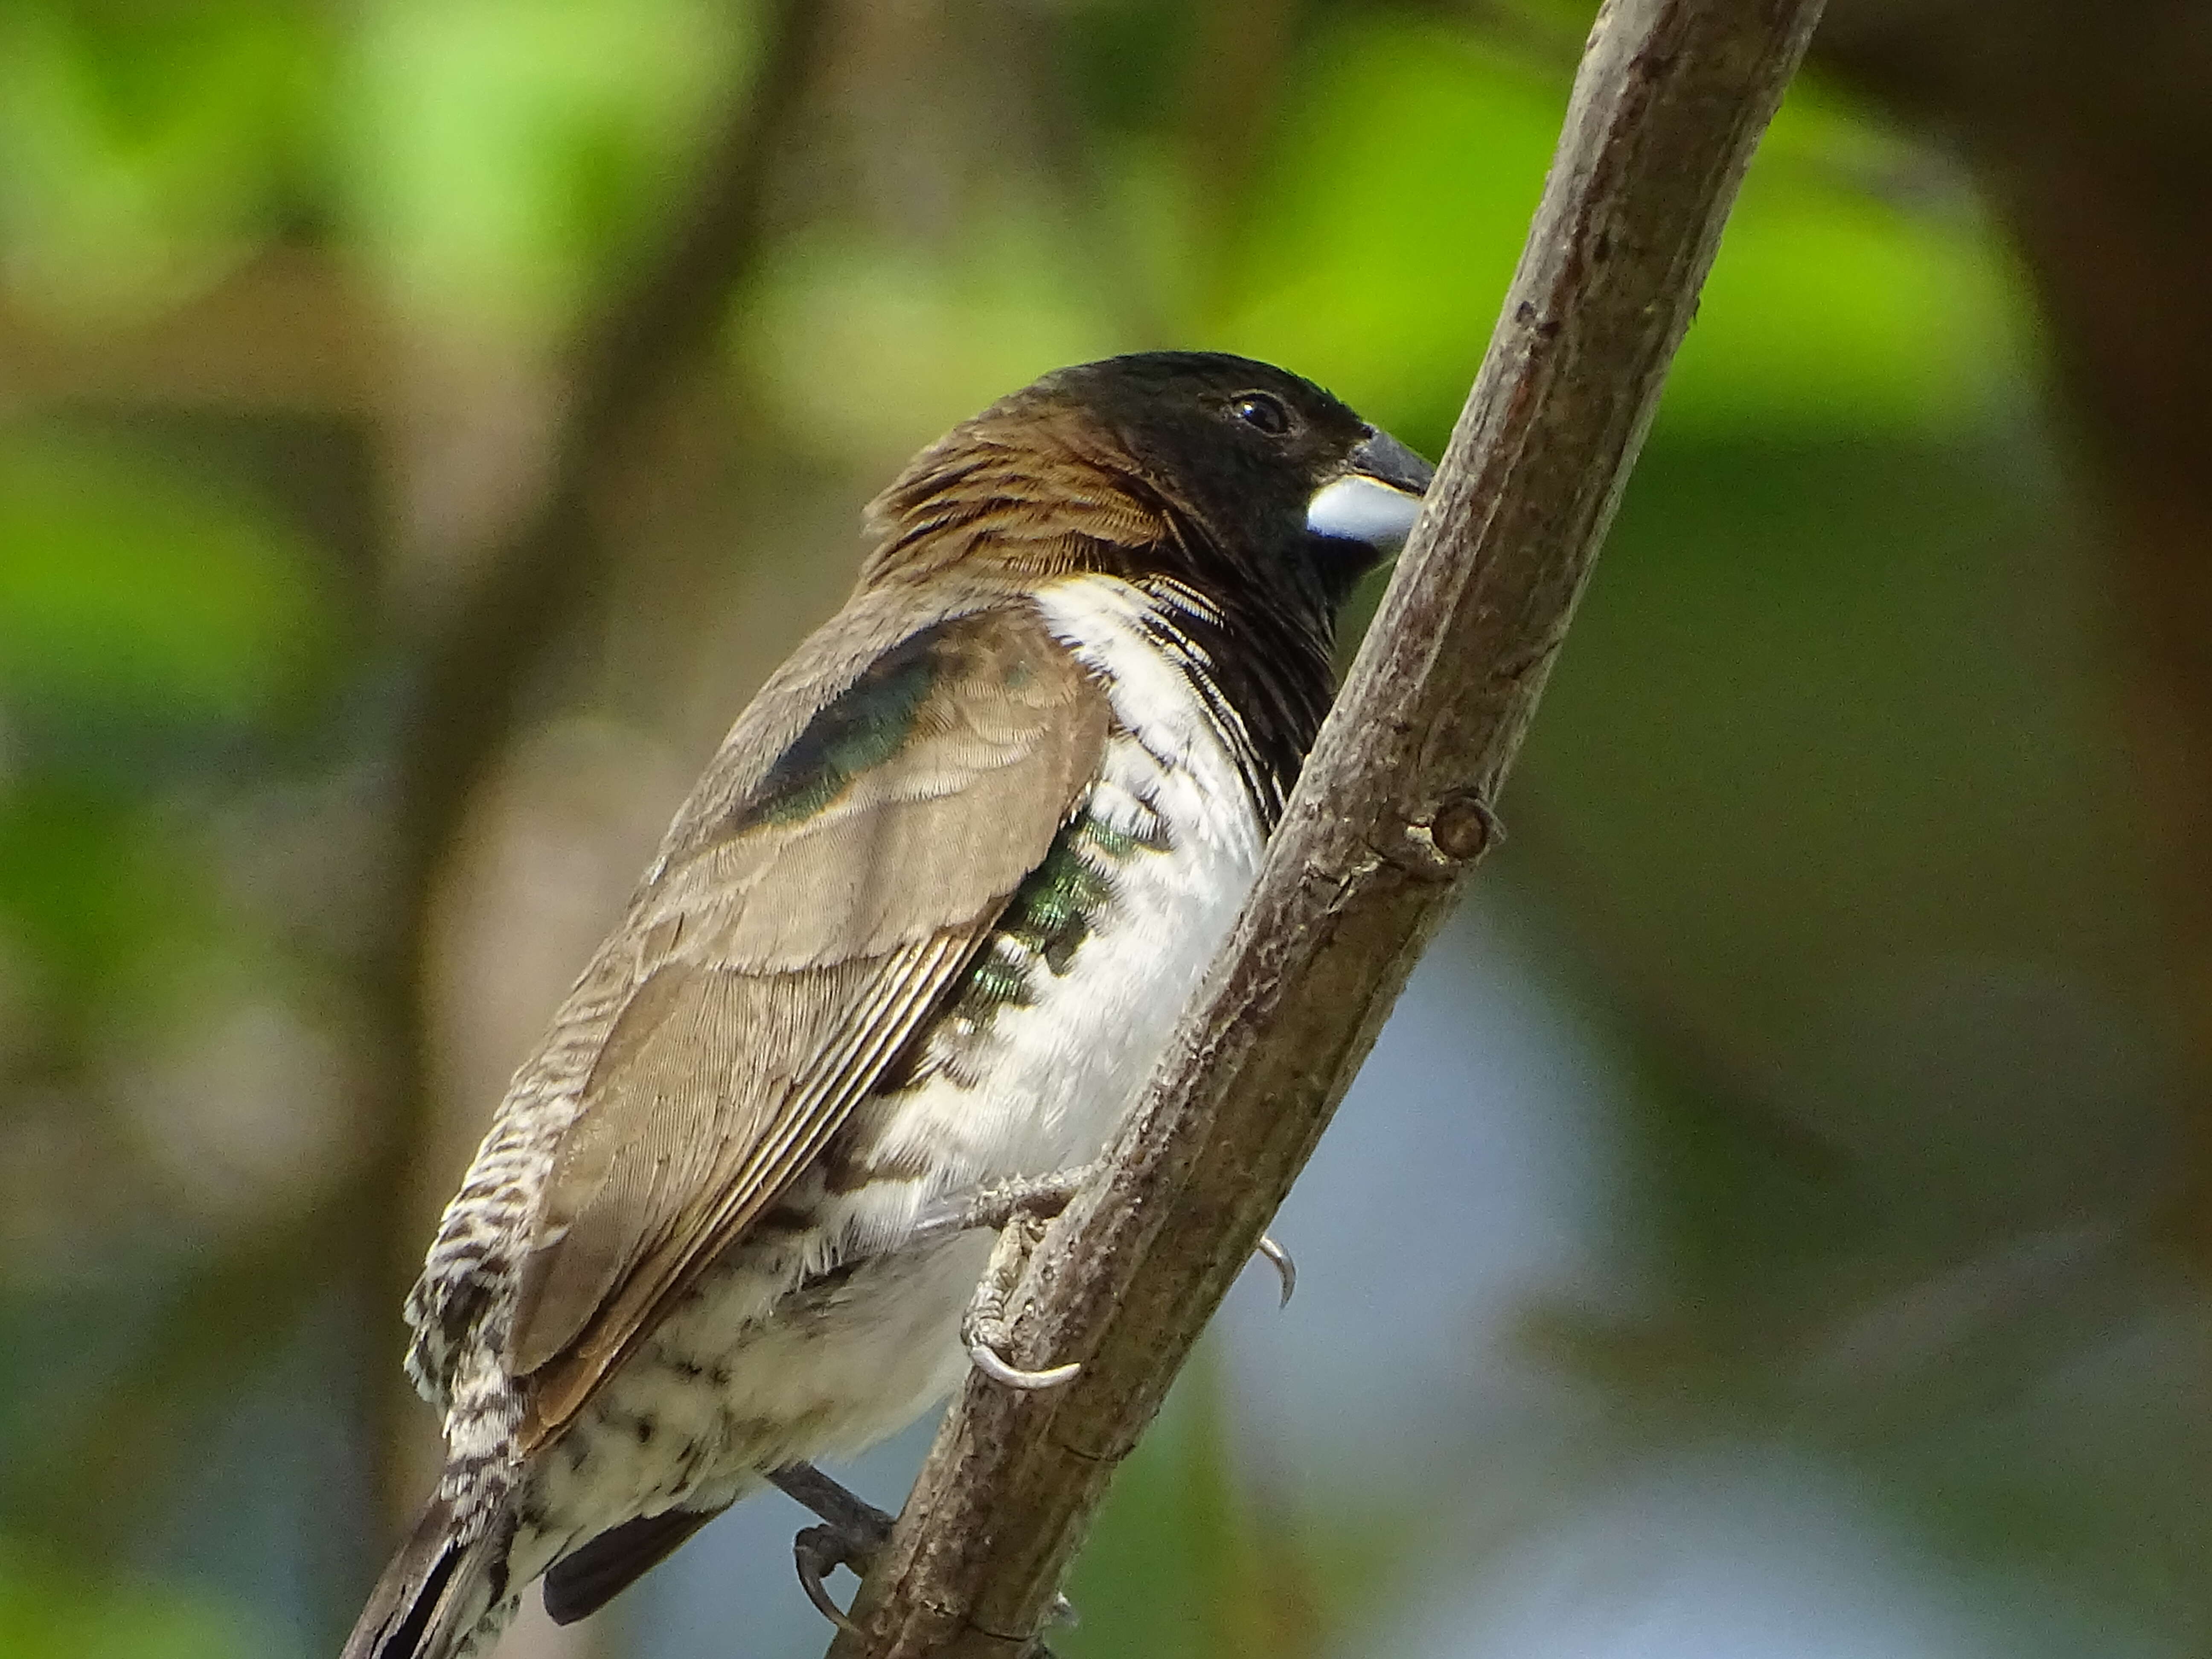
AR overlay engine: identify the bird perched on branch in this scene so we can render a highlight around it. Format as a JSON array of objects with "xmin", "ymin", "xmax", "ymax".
[{"xmin": 343, "ymin": 351, "xmax": 1431, "ymax": 1659}]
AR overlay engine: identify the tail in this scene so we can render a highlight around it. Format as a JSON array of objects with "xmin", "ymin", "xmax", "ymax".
[{"xmin": 341, "ymin": 1494, "xmax": 514, "ymax": 1659}]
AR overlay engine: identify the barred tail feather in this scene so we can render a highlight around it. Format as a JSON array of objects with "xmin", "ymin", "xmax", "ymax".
[{"xmin": 341, "ymin": 1494, "xmax": 513, "ymax": 1659}]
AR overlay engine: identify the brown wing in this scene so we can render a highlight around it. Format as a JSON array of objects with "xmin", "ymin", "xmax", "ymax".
[{"xmin": 508, "ymin": 603, "xmax": 1109, "ymax": 1443}]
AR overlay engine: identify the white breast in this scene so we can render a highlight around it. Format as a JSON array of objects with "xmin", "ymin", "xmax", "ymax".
[{"xmin": 850, "ymin": 573, "xmax": 1270, "ymax": 1194}]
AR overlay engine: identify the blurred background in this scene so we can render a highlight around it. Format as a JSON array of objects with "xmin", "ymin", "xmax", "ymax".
[{"xmin": 4, "ymin": 0, "xmax": 2209, "ymax": 1656}]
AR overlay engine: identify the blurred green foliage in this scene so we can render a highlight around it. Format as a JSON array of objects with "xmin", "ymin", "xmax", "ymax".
[
  {"xmin": 0, "ymin": 2, "xmax": 327, "ymax": 320},
  {"xmin": 0, "ymin": 433, "xmax": 332, "ymax": 724},
  {"xmin": 345, "ymin": 0, "xmax": 733, "ymax": 325},
  {"xmin": 0, "ymin": 1547, "xmax": 266, "ymax": 1659}
]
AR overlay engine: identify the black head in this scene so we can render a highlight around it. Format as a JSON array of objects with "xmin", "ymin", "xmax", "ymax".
[
  {"xmin": 1024, "ymin": 352, "xmax": 1432, "ymax": 613},
  {"xmin": 864, "ymin": 350, "xmax": 1432, "ymax": 624},
  {"xmin": 859, "ymin": 352, "xmax": 1433, "ymax": 822}
]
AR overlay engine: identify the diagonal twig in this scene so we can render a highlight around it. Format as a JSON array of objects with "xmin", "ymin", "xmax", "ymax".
[{"xmin": 823, "ymin": 0, "xmax": 1827, "ymax": 1653}]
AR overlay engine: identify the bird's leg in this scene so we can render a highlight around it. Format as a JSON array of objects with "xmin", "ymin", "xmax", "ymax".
[
  {"xmin": 916, "ymin": 1166, "xmax": 1292, "ymax": 1298},
  {"xmin": 963, "ymin": 1210, "xmax": 1082, "ymax": 1390},
  {"xmin": 908, "ymin": 1161, "xmax": 1106, "ymax": 1246},
  {"xmin": 917, "ymin": 1164, "xmax": 1298, "ymax": 1387},
  {"xmin": 769, "ymin": 1464, "xmax": 893, "ymax": 1635},
  {"xmin": 771, "ymin": 1461, "xmax": 1069, "ymax": 1650},
  {"xmin": 914, "ymin": 1162, "xmax": 1094, "ymax": 1388},
  {"xmin": 770, "ymin": 1462, "xmax": 893, "ymax": 1546}
]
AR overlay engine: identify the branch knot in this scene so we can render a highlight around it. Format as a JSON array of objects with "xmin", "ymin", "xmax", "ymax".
[{"xmin": 1380, "ymin": 789, "xmax": 1505, "ymax": 875}]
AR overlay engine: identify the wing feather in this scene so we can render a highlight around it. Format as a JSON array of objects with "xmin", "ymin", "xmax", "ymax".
[{"xmin": 504, "ymin": 604, "xmax": 1107, "ymax": 1443}]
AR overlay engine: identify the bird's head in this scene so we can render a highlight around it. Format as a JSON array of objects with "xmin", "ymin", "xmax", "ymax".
[{"xmin": 861, "ymin": 351, "xmax": 1433, "ymax": 624}]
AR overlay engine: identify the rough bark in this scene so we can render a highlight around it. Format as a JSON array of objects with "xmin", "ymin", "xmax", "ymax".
[{"xmin": 822, "ymin": 1, "xmax": 1828, "ymax": 1653}]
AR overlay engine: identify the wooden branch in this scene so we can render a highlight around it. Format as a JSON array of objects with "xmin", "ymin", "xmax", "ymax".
[{"xmin": 824, "ymin": 0, "xmax": 1825, "ymax": 1653}]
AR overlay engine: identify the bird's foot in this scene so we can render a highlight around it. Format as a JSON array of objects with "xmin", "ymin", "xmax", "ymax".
[
  {"xmin": 771, "ymin": 1462, "xmax": 1071, "ymax": 1648},
  {"xmin": 917, "ymin": 1164, "xmax": 1292, "ymax": 1298},
  {"xmin": 963, "ymin": 1211, "xmax": 1082, "ymax": 1390},
  {"xmin": 909, "ymin": 1162, "xmax": 1097, "ymax": 1391},
  {"xmin": 769, "ymin": 1464, "xmax": 893, "ymax": 1635},
  {"xmin": 1254, "ymin": 1233, "xmax": 1296, "ymax": 1307},
  {"xmin": 793, "ymin": 1522, "xmax": 871, "ymax": 1634},
  {"xmin": 923, "ymin": 1166, "xmax": 1297, "ymax": 1386}
]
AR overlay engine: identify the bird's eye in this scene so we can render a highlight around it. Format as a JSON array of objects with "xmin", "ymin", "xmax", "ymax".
[{"xmin": 1228, "ymin": 392, "xmax": 1291, "ymax": 437}]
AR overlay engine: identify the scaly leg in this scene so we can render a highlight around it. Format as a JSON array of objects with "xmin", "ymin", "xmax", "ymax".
[
  {"xmin": 770, "ymin": 1462, "xmax": 1068, "ymax": 1651},
  {"xmin": 912, "ymin": 1163, "xmax": 1298, "ymax": 1387},
  {"xmin": 768, "ymin": 1464, "xmax": 893, "ymax": 1634}
]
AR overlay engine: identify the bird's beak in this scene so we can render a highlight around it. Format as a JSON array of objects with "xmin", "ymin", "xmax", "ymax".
[{"xmin": 1304, "ymin": 428, "xmax": 1435, "ymax": 555}]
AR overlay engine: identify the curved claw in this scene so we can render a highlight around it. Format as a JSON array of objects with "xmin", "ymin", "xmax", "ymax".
[
  {"xmin": 794, "ymin": 1525, "xmax": 861, "ymax": 1635},
  {"xmin": 968, "ymin": 1336, "xmax": 1081, "ymax": 1391},
  {"xmin": 1255, "ymin": 1234, "xmax": 1296, "ymax": 1307}
]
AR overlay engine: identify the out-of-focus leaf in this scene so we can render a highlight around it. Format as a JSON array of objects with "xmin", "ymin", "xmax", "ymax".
[
  {"xmin": 0, "ymin": 434, "xmax": 332, "ymax": 725},
  {"xmin": 739, "ymin": 221, "xmax": 1125, "ymax": 467},
  {"xmin": 341, "ymin": 0, "xmax": 738, "ymax": 329},
  {"xmin": 1216, "ymin": 22, "xmax": 1560, "ymax": 437},
  {"xmin": 1214, "ymin": 17, "xmax": 2028, "ymax": 442},
  {"xmin": 1525, "ymin": 436, "xmax": 2119, "ymax": 1000},
  {"xmin": 0, "ymin": 1544, "xmax": 268, "ymax": 1659},
  {"xmin": 0, "ymin": 3, "xmax": 329, "ymax": 322},
  {"xmin": 1064, "ymin": 1353, "xmax": 1342, "ymax": 1659},
  {"xmin": 1659, "ymin": 85, "xmax": 2030, "ymax": 432},
  {"xmin": 0, "ymin": 780, "xmax": 201, "ymax": 1042},
  {"xmin": 1063, "ymin": 1371, "xmax": 1213, "ymax": 1659}
]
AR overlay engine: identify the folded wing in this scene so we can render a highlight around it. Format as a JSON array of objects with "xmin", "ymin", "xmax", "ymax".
[{"xmin": 505, "ymin": 603, "xmax": 1109, "ymax": 1443}]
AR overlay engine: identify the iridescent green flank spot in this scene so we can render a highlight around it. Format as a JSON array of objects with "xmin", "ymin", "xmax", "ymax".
[
  {"xmin": 946, "ymin": 810, "xmax": 1166, "ymax": 1029},
  {"xmin": 737, "ymin": 632, "xmax": 941, "ymax": 828},
  {"xmin": 1007, "ymin": 828, "xmax": 1117, "ymax": 976}
]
